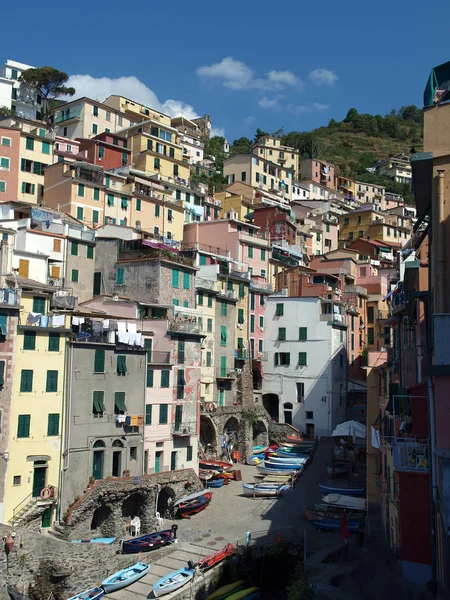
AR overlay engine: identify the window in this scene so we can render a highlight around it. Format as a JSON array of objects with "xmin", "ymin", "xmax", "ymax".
[
  {"xmin": 97, "ymin": 145, "xmax": 105, "ymax": 159},
  {"xmin": 107, "ymin": 193, "xmax": 114, "ymax": 206},
  {"xmin": 197, "ymin": 291, "xmax": 204, "ymax": 306},
  {"xmin": 23, "ymin": 330, "xmax": 36, "ymax": 350},
  {"xmin": 351, "ymin": 333, "xmax": 355, "ymax": 351},
  {"xmin": 274, "ymin": 352, "xmax": 290, "ymax": 366},
  {"xmin": 239, "ymin": 283, "xmax": 245, "ymax": 298},
  {"xmin": 116, "ymin": 268, "xmax": 124, "ymax": 285},
  {"xmin": 94, "ymin": 349, "xmax": 105, "ymax": 373},
  {"xmin": 299, "ymin": 327, "xmax": 307, "ymax": 341},
  {"xmin": 17, "ymin": 415, "xmax": 30, "ymax": 438},
  {"xmin": 93, "ymin": 105, "xmax": 99, "ymax": 116},
  {"xmin": 317, "ymin": 232, "xmax": 321, "ymax": 242},
  {"xmin": 248, "ymin": 246, "xmax": 253, "ymax": 258},
  {"xmin": 71, "ymin": 241, "xmax": 79, "ymax": 257},
  {"xmin": 114, "ymin": 392, "xmax": 126, "ymax": 414},
  {"xmin": 241, "ymin": 171, "xmax": 247, "ymax": 182},
  {"xmin": 220, "ymin": 325, "xmax": 227, "ymax": 346},
  {"xmin": 92, "ymin": 124, "xmax": 98, "ymax": 134},
  {"xmin": 47, "ymin": 414, "xmax": 60, "ymax": 436},
  {"xmin": 71, "ymin": 269, "xmax": 79, "ymax": 283},
  {"xmin": 368, "ymin": 327, "xmax": 375, "ymax": 345},
  {"xmin": 344, "ymin": 217, "xmax": 349, "ymax": 225},
  {"xmin": 278, "ymin": 327, "xmax": 286, "ymax": 341},
  {"xmin": 154, "ymin": 226, "xmax": 159, "ymax": 235},
  {"xmin": 172, "ymin": 269, "xmax": 179, "ymax": 288},
  {"xmin": 46, "ymin": 370, "xmax": 58, "ymax": 392},
  {"xmin": 177, "ymin": 370, "xmax": 185, "ymax": 399},
  {"xmin": 298, "ymin": 352, "xmax": 307, "ymax": 366},
  {"xmin": 177, "ymin": 340, "xmax": 185, "ymax": 364},
  {"xmin": 0, "ymin": 181, "xmax": 6, "ymax": 192},
  {"xmin": 145, "ymin": 404, "xmax": 152, "ymax": 425},
  {"xmin": 92, "ymin": 391, "xmax": 105, "ymax": 417},
  {"xmin": 1, "ymin": 137, "xmax": 11, "ymax": 147},
  {"xmin": 207, "ymin": 295, "xmax": 213, "ymax": 308},
  {"xmin": 207, "ymin": 318, "xmax": 212, "ymax": 333},
  {"xmin": 159, "ymin": 404, "xmax": 168, "ymax": 424},
  {"xmin": 42, "ymin": 141, "xmax": 50, "ymax": 155},
  {"xmin": 296, "ymin": 382, "xmax": 305, "ymax": 402},
  {"xmin": 25, "ymin": 137, "xmax": 34, "ymax": 151},
  {"xmin": 206, "ymin": 351, "xmax": 212, "ymax": 367},
  {"xmin": 183, "ymin": 272, "xmax": 190, "ymax": 290},
  {"xmin": 0, "ymin": 157, "xmax": 10, "ymax": 170},
  {"xmin": 13, "ymin": 475, "xmax": 21, "ymax": 486},
  {"xmin": 21, "ymin": 182, "xmax": 35, "ymax": 195},
  {"xmin": 358, "ymin": 230, "xmax": 364, "ymax": 238},
  {"xmin": 77, "ymin": 183, "xmax": 85, "ymax": 198},
  {"xmin": 92, "ymin": 210, "xmax": 99, "ymax": 225},
  {"xmin": 349, "ymin": 232, "xmax": 354, "ymax": 240},
  {"xmin": 220, "ymin": 302, "xmax": 227, "ymax": 317},
  {"xmin": 261, "ymin": 269, "xmax": 266, "ymax": 278},
  {"xmin": 306, "ymin": 411, "xmax": 314, "ymax": 420},
  {"xmin": 117, "ymin": 355, "xmax": 127, "ymax": 375},
  {"xmin": 368, "ymin": 307, "xmax": 374, "ymax": 324},
  {"xmin": 275, "ymin": 303, "xmax": 284, "ymax": 316},
  {"xmin": 161, "ymin": 370, "xmax": 170, "ymax": 388},
  {"xmin": 250, "ymin": 314, "xmax": 255, "ymax": 333},
  {"xmin": 20, "ymin": 370, "xmax": 33, "ymax": 392},
  {"xmin": 130, "ymin": 446, "xmax": 137, "ymax": 461},
  {"xmin": 146, "ymin": 369, "xmax": 154, "ymax": 387},
  {"xmin": 154, "ymin": 157, "xmax": 160, "ymax": 170},
  {"xmin": 187, "ymin": 446, "xmax": 193, "ymax": 461},
  {"xmin": 238, "ymin": 309, "xmax": 244, "ymax": 324}
]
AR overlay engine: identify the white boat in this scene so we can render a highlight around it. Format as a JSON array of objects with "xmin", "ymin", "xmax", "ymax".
[
  {"xmin": 321, "ymin": 494, "xmax": 366, "ymax": 511},
  {"xmin": 269, "ymin": 456, "xmax": 307, "ymax": 464},
  {"xmin": 174, "ymin": 490, "xmax": 210, "ymax": 506},
  {"xmin": 243, "ymin": 483, "xmax": 290, "ymax": 498},
  {"xmin": 257, "ymin": 465, "xmax": 298, "ymax": 475}
]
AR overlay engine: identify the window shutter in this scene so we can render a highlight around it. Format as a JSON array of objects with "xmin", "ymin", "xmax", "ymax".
[
  {"xmin": 114, "ymin": 392, "xmax": 127, "ymax": 413},
  {"xmin": 47, "ymin": 413, "xmax": 60, "ymax": 436},
  {"xmin": 159, "ymin": 404, "xmax": 168, "ymax": 424},
  {"xmin": 172, "ymin": 269, "xmax": 179, "ymax": 288},
  {"xmin": 0, "ymin": 360, "xmax": 5, "ymax": 385},
  {"xmin": 46, "ymin": 370, "xmax": 58, "ymax": 392},
  {"xmin": 17, "ymin": 415, "xmax": 30, "ymax": 438},
  {"xmin": 183, "ymin": 272, "xmax": 190, "ymax": 290},
  {"xmin": 93, "ymin": 391, "xmax": 105, "ymax": 415},
  {"xmin": 274, "ymin": 353, "xmax": 279, "ymax": 367},
  {"xmin": 20, "ymin": 370, "xmax": 33, "ymax": 392},
  {"xmin": 161, "ymin": 370, "xmax": 170, "ymax": 387},
  {"xmin": 117, "ymin": 355, "xmax": 127, "ymax": 375},
  {"xmin": 145, "ymin": 404, "xmax": 152, "ymax": 425},
  {"xmin": 94, "ymin": 349, "xmax": 105, "ymax": 373},
  {"xmin": 146, "ymin": 368, "xmax": 154, "ymax": 387},
  {"xmin": 0, "ymin": 314, "xmax": 7, "ymax": 336},
  {"xmin": 239, "ymin": 283, "xmax": 245, "ymax": 298}
]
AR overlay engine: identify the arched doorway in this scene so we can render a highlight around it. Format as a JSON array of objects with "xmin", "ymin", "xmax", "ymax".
[
  {"xmin": 262, "ymin": 394, "xmax": 279, "ymax": 421},
  {"xmin": 223, "ymin": 417, "xmax": 240, "ymax": 457},
  {"xmin": 112, "ymin": 440, "xmax": 124, "ymax": 477},
  {"xmin": 91, "ymin": 504, "xmax": 114, "ymax": 535},
  {"xmin": 200, "ymin": 415, "xmax": 218, "ymax": 458},
  {"xmin": 122, "ymin": 492, "xmax": 147, "ymax": 518},
  {"xmin": 252, "ymin": 420, "xmax": 268, "ymax": 447},
  {"xmin": 92, "ymin": 440, "xmax": 105, "ymax": 480},
  {"xmin": 283, "ymin": 402, "xmax": 293, "ymax": 425},
  {"xmin": 157, "ymin": 486, "xmax": 176, "ymax": 519}
]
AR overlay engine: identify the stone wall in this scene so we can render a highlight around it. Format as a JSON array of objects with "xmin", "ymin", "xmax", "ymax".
[{"xmin": 268, "ymin": 421, "xmax": 301, "ymax": 443}]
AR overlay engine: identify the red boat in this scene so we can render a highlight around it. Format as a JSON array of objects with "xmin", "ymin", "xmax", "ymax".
[
  {"xmin": 196, "ymin": 543, "xmax": 234, "ymax": 572},
  {"xmin": 175, "ymin": 491, "xmax": 212, "ymax": 518},
  {"xmin": 286, "ymin": 436, "xmax": 316, "ymax": 446},
  {"xmin": 199, "ymin": 460, "xmax": 233, "ymax": 472}
]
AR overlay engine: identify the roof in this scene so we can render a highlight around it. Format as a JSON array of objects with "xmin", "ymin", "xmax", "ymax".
[{"xmin": 6, "ymin": 276, "xmax": 54, "ymax": 292}]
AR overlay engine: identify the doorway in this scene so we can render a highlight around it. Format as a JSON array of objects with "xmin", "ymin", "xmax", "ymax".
[
  {"xmin": 93, "ymin": 440, "xmax": 105, "ymax": 480},
  {"xmin": 175, "ymin": 405, "xmax": 183, "ymax": 431},
  {"xmin": 283, "ymin": 402, "xmax": 293, "ymax": 426},
  {"xmin": 112, "ymin": 451, "xmax": 122, "ymax": 477},
  {"xmin": 32, "ymin": 464, "xmax": 47, "ymax": 497},
  {"xmin": 306, "ymin": 423, "xmax": 315, "ymax": 438},
  {"xmin": 155, "ymin": 451, "xmax": 163, "ymax": 473},
  {"xmin": 41, "ymin": 507, "xmax": 52, "ymax": 528}
]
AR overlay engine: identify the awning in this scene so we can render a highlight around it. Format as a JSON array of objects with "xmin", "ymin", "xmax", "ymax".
[
  {"xmin": 114, "ymin": 392, "xmax": 126, "ymax": 412},
  {"xmin": 424, "ymin": 60, "xmax": 450, "ymax": 106},
  {"xmin": 93, "ymin": 392, "xmax": 105, "ymax": 413},
  {"xmin": 331, "ymin": 420, "xmax": 366, "ymax": 438}
]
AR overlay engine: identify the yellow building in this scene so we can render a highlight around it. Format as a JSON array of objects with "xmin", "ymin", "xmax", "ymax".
[
  {"xmin": 225, "ymin": 275, "xmax": 250, "ymax": 362},
  {"xmin": 214, "ymin": 190, "xmax": 253, "ymax": 222},
  {"xmin": 4, "ymin": 287, "xmax": 70, "ymax": 527},
  {"xmin": 335, "ymin": 175, "xmax": 356, "ymax": 199},
  {"xmin": 252, "ymin": 136, "xmax": 300, "ymax": 177},
  {"xmin": 103, "ymin": 95, "xmax": 170, "ymax": 128},
  {"xmin": 339, "ymin": 208, "xmax": 394, "ymax": 242}
]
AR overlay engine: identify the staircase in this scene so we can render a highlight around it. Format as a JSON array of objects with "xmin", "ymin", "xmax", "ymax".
[{"xmin": 9, "ymin": 487, "xmax": 58, "ymax": 527}]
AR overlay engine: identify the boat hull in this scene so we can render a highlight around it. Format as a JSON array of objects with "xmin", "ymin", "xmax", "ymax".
[
  {"xmin": 152, "ymin": 567, "xmax": 195, "ymax": 597},
  {"xmin": 197, "ymin": 543, "xmax": 234, "ymax": 572},
  {"xmin": 264, "ymin": 460, "xmax": 302, "ymax": 470},
  {"xmin": 322, "ymin": 493, "xmax": 367, "ymax": 511},
  {"xmin": 207, "ymin": 478, "xmax": 224, "ymax": 488},
  {"xmin": 319, "ymin": 484, "xmax": 365, "ymax": 496},
  {"xmin": 179, "ymin": 492, "xmax": 212, "ymax": 517},
  {"xmin": 310, "ymin": 519, "xmax": 360, "ymax": 532},
  {"xmin": 68, "ymin": 587, "xmax": 104, "ymax": 600},
  {"xmin": 206, "ymin": 580, "xmax": 247, "ymax": 600},
  {"xmin": 243, "ymin": 483, "xmax": 289, "ymax": 497},
  {"xmin": 257, "ymin": 465, "xmax": 297, "ymax": 476},
  {"xmin": 121, "ymin": 528, "xmax": 175, "ymax": 554},
  {"xmin": 101, "ymin": 562, "xmax": 149, "ymax": 593}
]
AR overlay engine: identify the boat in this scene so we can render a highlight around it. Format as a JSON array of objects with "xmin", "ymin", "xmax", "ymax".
[
  {"xmin": 252, "ymin": 445, "xmax": 267, "ymax": 455},
  {"xmin": 247, "ymin": 454, "xmax": 265, "ymax": 465},
  {"xmin": 196, "ymin": 543, "xmax": 234, "ymax": 572},
  {"xmin": 68, "ymin": 587, "xmax": 104, "ymax": 600},
  {"xmin": 309, "ymin": 519, "xmax": 360, "ymax": 532},
  {"xmin": 207, "ymin": 478, "xmax": 224, "ymax": 488},
  {"xmin": 326, "ymin": 463, "xmax": 349, "ymax": 476},
  {"xmin": 176, "ymin": 491, "xmax": 213, "ymax": 517},
  {"xmin": 206, "ymin": 580, "xmax": 247, "ymax": 600},
  {"xmin": 243, "ymin": 483, "xmax": 290, "ymax": 497},
  {"xmin": 256, "ymin": 465, "xmax": 297, "ymax": 476},
  {"xmin": 227, "ymin": 587, "xmax": 259, "ymax": 600},
  {"xmin": 286, "ymin": 436, "xmax": 315, "ymax": 445},
  {"xmin": 319, "ymin": 484, "xmax": 365, "ymax": 496},
  {"xmin": 152, "ymin": 566, "xmax": 195, "ymax": 597},
  {"xmin": 199, "ymin": 469, "xmax": 213, "ymax": 481},
  {"xmin": 304, "ymin": 506, "xmax": 365, "ymax": 522},
  {"xmin": 71, "ymin": 538, "xmax": 116, "ymax": 544},
  {"xmin": 322, "ymin": 494, "xmax": 367, "ymax": 511},
  {"xmin": 264, "ymin": 460, "xmax": 303, "ymax": 471},
  {"xmin": 121, "ymin": 526, "xmax": 176, "ymax": 554},
  {"xmin": 269, "ymin": 456, "xmax": 308, "ymax": 464},
  {"xmin": 101, "ymin": 562, "xmax": 150, "ymax": 593},
  {"xmin": 277, "ymin": 445, "xmax": 313, "ymax": 454},
  {"xmin": 254, "ymin": 475, "xmax": 291, "ymax": 483},
  {"xmin": 199, "ymin": 460, "xmax": 233, "ymax": 471}
]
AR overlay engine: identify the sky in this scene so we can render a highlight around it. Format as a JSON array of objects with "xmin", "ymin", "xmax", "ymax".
[{"xmin": 4, "ymin": 0, "xmax": 450, "ymax": 141}]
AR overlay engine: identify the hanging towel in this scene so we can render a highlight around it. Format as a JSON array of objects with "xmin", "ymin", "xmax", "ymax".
[
  {"xmin": 136, "ymin": 415, "xmax": 144, "ymax": 426},
  {"xmin": 72, "ymin": 316, "xmax": 85, "ymax": 326},
  {"xmin": 92, "ymin": 320, "xmax": 103, "ymax": 332},
  {"xmin": 118, "ymin": 321, "xmax": 127, "ymax": 332},
  {"xmin": 130, "ymin": 415, "xmax": 138, "ymax": 426},
  {"xmin": 102, "ymin": 319, "xmax": 110, "ymax": 330},
  {"xmin": 27, "ymin": 312, "xmax": 41, "ymax": 324},
  {"xmin": 115, "ymin": 414, "xmax": 126, "ymax": 424},
  {"xmin": 135, "ymin": 333, "xmax": 143, "ymax": 346},
  {"xmin": 52, "ymin": 314, "xmax": 66, "ymax": 328},
  {"xmin": 127, "ymin": 322, "xmax": 137, "ymax": 334},
  {"xmin": 125, "ymin": 416, "xmax": 131, "ymax": 426}
]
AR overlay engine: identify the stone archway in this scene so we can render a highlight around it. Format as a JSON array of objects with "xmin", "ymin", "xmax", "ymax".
[
  {"xmin": 263, "ymin": 394, "xmax": 280, "ymax": 421},
  {"xmin": 157, "ymin": 486, "xmax": 176, "ymax": 519},
  {"xmin": 122, "ymin": 492, "xmax": 147, "ymax": 518},
  {"xmin": 223, "ymin": 416, "xmax": 240, "ymax": 455},
  {"xmin": 200, "ymin": 415, "xmax": 218, "ymax": 458},
  {"xmin": 252, "ymin": 420, "xmax": 268, "ymax": 447},
  {"xmin": 90, "ymin": 504, "xmax": 115, "ymax": 536}
]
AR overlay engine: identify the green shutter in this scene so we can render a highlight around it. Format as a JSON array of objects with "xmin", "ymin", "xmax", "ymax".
[
  {"xmin": 159, "ymin": 404, "xmax": 168, "ymax": 424},
  {"xmin": 94, "ymin": 349, "xmax": 105, "ymax": 373},
  {"xmin": 220, "ymin": 325, "xmax": 227, "ymax": 346},
  {"xmin": 172, "ymin": 269, "xmax": 179, "ymax": 288},
  {"xmin": 199, "ymin": 255, "xmax": 207, "ymax": 266},
  {"xmin": 220, "ymin": 302, "xmax": 227, "ymax": 317},
  {"xmin": 169, "ymin": 147, "xmax": 175, "ymax": 158},
  {"xmin": 23, "ymin": 331, "xmax": 36, "ymax": 350},
  {"xmin": 250, "ymin": 315, "xmax": 255, "ymax": 333},
  {"xmin": 93, "ymin": 188, "xmax": 100, "ymax": 200},
  {"xmin": 25, "ymin": 137, "xmax": 34, "ymax": 150},
  {"xmin": 46, "ymin": 370, "xmax": 58, "ymax": 392},
  {"xmin": 0, "ymin": 314, "xmax": 6, "ymax": 336},
  {"xmin": 32, "ymin": 297, "xmax": 45, "ymax": 313},
  {"xmin": 208, "ymin": 295, "xmax": 213, "ymax": 308},
  {"xmin": 298, "ymin": 352, "xmax": 307, "ymax": 366},
  {"xmin": 299, "ymin": 327, "xmax": 307, "ymax": 341},
  {"xmin": 198, "ymin": 291, "xmax": 204, "ymax": 306},
  {"xmin": 17, "ymin": 415, "xmax": 30, "ymax": 438},
  {"xmin": 71, "ymin": 269, "xmax": 79, "ymax": 282},
  {"xmin": 161, "ymin": 370, "xmax": 170, "ymax": 388},
  {"xmin": 274, "ymin": 353, "xmax": 279, "ymax": 367},
  {"xmin": 116, "ymin": 268, "xmax": 124, "ymax": 284},
  {"xmin": 47, "ymin": 413, "xmax": 60, "ymax": 436},
  {"xmin": 20, "ymin": 370, "xmax": 33, "ymax": 392},
  {"xmin": 248, "ymin": 246, "xmax": 253, "ymax": 258},
  {"xmin": 220, "ymin": 356, "xmax": 227, "ymax": 377},
  {"xmin": 136, "ymin": 198, "xmax": 141, "ymax": 211},
  {"xmin": 183, "ymin": 272, "xmax": 190, "ymax": 290},
  {"xmin": 178, "ymin": 340, "xmax": 185, "ymax": 364},
  {"xmin": 144, "ymin": 338, "xmax": 152, "ymax": 362},
  {"xmin": 0, "ymin": 360, "xmax": 4, "ymax": 385},
  {"xmin": 155, "ymin": 204, "xmax": 160, "ymax": 217},
  {"xmin": 187, "ymin": 446, "xmax": 193, "ymax": 461},
  {"xmin": 87, "ymin": 245, "xmax": 94, "ymax": 259},
  {"xmin": 117, "ymin": 355, "xmax": 127, "ymax": 375},
  {"xmin": 278, "ymin": 327, "xmax": 286, "ymax": 341},
  {"xmin": 239, "ymin": 283, "xmax": 245, "ymax": 298},
  {"xmin": 238, "ymin": 309, "xmax": 244, "ymax": 324},
  {"xmin": 93, "ymin": 391, "xmax": 105, "ymax": 415},
  {"xmin": 145, "ymin": 404, "xmax": 152, "ymax": 425},
  {"xmin": 261, "ymin": 249, "xmax": 266, "ymax": 260},
  {"xmin": 147, "ymin": 369, "xmax": 154, "ymax": 387},
  {"xmin": 114, "ymin": 392, "xmax": 127, "ymax": 413},
  {"xmin": 206, "ymin": 351, "xmax": 212, "ymax": 367},
  {"xmin": 77, "ymin": 206, "xmax": 84, "ymax": 220},
  {"xmin": 42, "ymin": 141, "xmax": 50, "ymax": 155},
  {"xmin": 177, "ymin": 369, "xmax": 185, "ymax": 399},
  {"xmin": 92, "ymin": 210, "xmax": 99, "ymax": 224},
  {"xmin": 250, "ymin": 292, "xmax": 255, "ymax": 310},
  {"xmin": 107, "ymin": 193, "xmax": 114, "ymax": 206},
  {"xmin": 71, "ymin": 241, "xmax": 78, "ymax": 256},
  {"xmin": 275, "ymin": 303, "xmax": 284, "ymax": 316},
  {"xmin": 77, "ymin": 184, "xmax": 85, "ymax": 198},
  {"xmin": 121, "ymin": 197, "xmax": 128, "ymax": 210}
]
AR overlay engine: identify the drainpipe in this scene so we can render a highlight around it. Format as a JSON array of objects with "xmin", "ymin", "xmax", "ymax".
[
  {"xmin": 59, "ymin": 340, "xmax": 73, "ymax": 519},
  {"xmin": 56, "ymin": 324, "xmax": 68, "ymax": 522},
  {"xmin": 437, "ymin": 170, "xmax": 446, "ymax": 313}
]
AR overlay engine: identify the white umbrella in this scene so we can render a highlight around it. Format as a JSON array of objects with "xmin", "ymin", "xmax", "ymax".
[{"xmin": 331, "ymin": 420, "xmax": 366, "ymax": 439}]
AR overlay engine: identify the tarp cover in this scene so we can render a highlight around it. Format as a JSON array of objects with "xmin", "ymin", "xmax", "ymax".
[{"xmin": 424, "ymin": 60, "xmax": 450, "ymax": 106}]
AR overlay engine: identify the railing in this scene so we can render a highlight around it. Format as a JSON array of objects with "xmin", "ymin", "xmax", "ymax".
[
  {"xmin": 172, "ymin": 421, "xmax": 197, "ymax": 436},
  {"xmin": 181, "ymin": 241, "xmax": 229, "ymax": 257},
  {"xmin": 168, "ymin": 320, "xmax": 202, "ymax": 334},
  {"xmin": 48, "ymin": 277, "xmax": 64, "ymax": 288},
  {"xmin": 148, "ymin": 351, "xmax": 171, "ymax": 364},
  {"xmin": 344, "ymin": 285, "xmax": 367, "ymax": 296},
  {"xmin": 68, "ymin": 226, "xmax": 96, "ymax": 242},
  {"xmin": 250, "ymin": 280, "xmax": 273, "ymax": 292},
  {"xmin": 0, "ymin": 288, "xmax": 20, "ymax": 306},
  {"xmin": 30, "ymin": 220, "xmax": 65, "ymax": 235},
  {"xmin": 235, "ymin": 349, "xmax": 248, "ymax": 360},
  {"xmin": 272, "ymin": 249, "xmax": 301, "ymax": 267},
  {"xmin": 392, "ymin": 440, "xmax": 429, "ymax": 472},
  {"xmin": 10, "ymin": 485, "xmax": 58, "ymax": 525},
  {"xmin": 218, "ymin": 289, "xmax": 237, "ymax": 300}
]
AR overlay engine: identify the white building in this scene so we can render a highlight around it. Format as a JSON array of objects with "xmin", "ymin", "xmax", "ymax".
[
  {"xmin": 376, "ymin": 154, "xmax": 412, "ymax": 185},
  {"xmin": 262, "ymin": 294, "xmax": 348, "ymax": 437},
  {"xmin": 0, "ymin": 59, "xmax": 39, "ymax": 120}
]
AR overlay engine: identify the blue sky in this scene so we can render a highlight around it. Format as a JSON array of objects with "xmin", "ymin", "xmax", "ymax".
[{"xmin": 5, "ymin": 0, "xmax": 450, "ymax": 141}]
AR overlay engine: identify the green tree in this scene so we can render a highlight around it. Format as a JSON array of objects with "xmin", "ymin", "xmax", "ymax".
[
  {"xmin": 344, "ymin": 108, "xmax": 359, "ymax": 124},
  {"xmin": 254, "ymin": 128, "xmax": 269, "ymax": 142},
  {"xmin": 19, "ymin": 66, "xmax": 75, "ymax": 123},
  {"xmin": 0, "ymin": 106, "xmax": 13, "ymax": 118},
  {"xmin": 230, "ymin": 136, "xmax": 251, "ymax": 154}
]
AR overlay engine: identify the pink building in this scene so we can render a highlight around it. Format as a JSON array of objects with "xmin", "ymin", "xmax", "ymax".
[
  {"xmin": 300, "ymin": 158, "xmax": 336, "ymax": 190},
  {"xmin": 54, "ymin": 136, "xmax": 86, "ymax": 163}
]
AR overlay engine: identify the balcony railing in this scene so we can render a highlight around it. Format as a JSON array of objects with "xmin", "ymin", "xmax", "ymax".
[
  {"xmin": 235, "ymin": 348, "xmax": 248, "ymax": 360},
  {"xmin": 172, "ymin": 421, "xmax": 197, "ymax": 436},
  {"xmin": 148, "ymin": 351, "xmax": 171, "ymax": 364},
  {"xmin": 47, "ymin": 276, "xmax": 64, "ymax": 288},
  {"xmin": 168, "ymin": 319, "xmax": 202, "ymax": 334},
  {"xmin": 0, "ymin": 289, "xmax": 20, "ymax": 306},
  {"xmin": 392, "ymin": 440, "xmax": 429, "ymax": 472}
]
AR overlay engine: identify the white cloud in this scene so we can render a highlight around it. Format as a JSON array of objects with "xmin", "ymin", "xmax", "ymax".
[
  {"xmin": 197, "ymin": 57, "xmax": 301, "ymax": 92},
  {"xmin": 67, "ymin": 74, "xmax": 199, "ymax": 120},
  {"xmin": 211, "ymin": 126, "xmax": 225, "ymax": 137},
  {"xmin": 258, "ymin": 95, "xmax": 283, "ymax": 109},
  {"xmin": 244, "ymin": 116, "xmax": 256, "ymax": 125},
  {"xmin": 312, "ymin": 102, "xmax": 330, "ymax": 111},
  {"xmin": 308, "ymin": 69, "xmax": 338, "ymax": 86},
  {"xmin": 289, "ymin": 105, "xmax": 309, "ymax": 115}
]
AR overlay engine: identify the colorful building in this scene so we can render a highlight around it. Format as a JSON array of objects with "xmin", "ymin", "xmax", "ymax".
[
  {"xmin": 252, "ymin": 136, "xmax": 300, "ymax": 177},
  {"xmin": 300, "ymin": 158, "xmax": 335, "ymax": 190}
]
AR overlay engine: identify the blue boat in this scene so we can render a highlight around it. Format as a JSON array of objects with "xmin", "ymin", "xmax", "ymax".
[
  {"xmin": 319, "ymin": 484, "xmax": 366, "ymax": 496},
  {"xmin": 264, "ymin": 460, "xmax": 302, "ymax": 470},
  {"xmin": 101, "ymin": 562, "xmax": 149, "ymax": 593},
  {"xmin": 71, "ymin": 538, "xmax": 116, "ymax": 545},
  {"xmin": 276, "ymin": 448, "xmax": 311, "ymax": 457},
  {"xmin": 309, "ymin": 519, "xmax": 360, "ymax": 532},
  {"xmin": 207, "ymin": 478, "xmax": 224, "ymax": 488},
  {"xmin": 257, "ymin": 464, "xmax": 297, "ymax": 476},
  {"xmin": 153, "ymin": 566, "xmax": 195, "ymax": 597},
  {"xmin": 68, "ymin": 587, "xmax": 104, "ymax": 600}
]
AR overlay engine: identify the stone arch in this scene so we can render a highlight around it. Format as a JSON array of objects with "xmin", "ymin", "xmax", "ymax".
[
  {"xmin": 90, "ymin": 504, "xmax": 115, "ymax": 536},
  {"xmin": 112, "ymin": 439, "xmax": 124, "ymax": 447},
  {"xmin": 157, "ymin": 486, "xmax": 176, "ymax": 519},
  {"xmin": 263, "ymin": 393, "xmax": 280, "ymax": 421},
  {"xmin": 223, "ymin": 416, "xmax": 240, "ymax": 454},
  {"xmin": 200, "ymin": 415, "xmax": 218, "ymax": 458},
  {"xmin": 122, "ymin": 492, "xmax": 147, "ymax": 518},
  {"xmin": 93, "ymin": 440, "xmax": 105, "ymax": 448},
  {"xmin": 283, "ymin": 402, "xmax": 293, "ymax": 426},
  {"xmin": 252, "ymin": 420, "xmax": 268, "ymax": 447}
]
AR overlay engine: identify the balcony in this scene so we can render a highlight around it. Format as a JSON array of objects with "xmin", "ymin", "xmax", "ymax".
[
  {"xmin": 250, "ymin": 280, "xmax": 273, "ymax": 292},
  {"xmin": 0, "ymin": 288, "xmax": 20, "ymax": 306},
  {"xmin": 172, "ymin": 421, "xmax": 197, "ymax": 436},
  {"xmin": 168, "ymin": 319, "xmax": 202, "ymax": 335},
  {"xmin": 235, "ymin": 348, "xmax": 248, "ymax": 360},
  {"xmin": 392, "ymin": 440, "xmax": 429, "ymax": 472},
  {"xmin": 272, "ymin": 248, "xmax": 302, "ymax": 267},
  {"xmin": 378, "ymin": 309, "xmax": 389, "ymax": 320},
  {"xmin": 55, "ymin": 108, "xmax": 82, "ymax": 124},
  {"xmin": 148, "ymin": 351, "xmax": 171, "ymax": 364},
  {"xmin": 47, "ymin": 276, "xmax": 64, "ymax": 288},
  {"xmin": 216, "ymin": 367, "xmax": 236, "ymax": 379}
]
